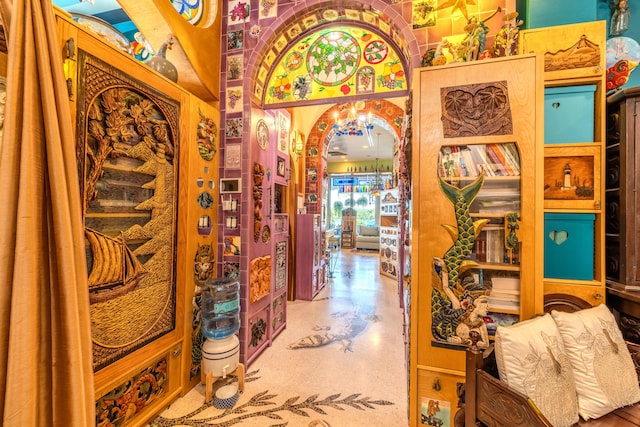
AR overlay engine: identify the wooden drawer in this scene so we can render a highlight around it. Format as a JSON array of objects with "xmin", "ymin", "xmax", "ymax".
[{"xmin": 416, "ymin": 368, "xmax": 464, "ymax": 427}]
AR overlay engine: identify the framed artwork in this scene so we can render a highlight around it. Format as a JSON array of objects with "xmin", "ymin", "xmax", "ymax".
[
  {"xmin": 412, "ymin": 0, "xmax": 437, "ymax": 29},
  {"xmin": 226, "ymin": 87, "xmax": 243, "ymax": 113},
  {"xmin": 278, "ymin": 111, "xmax": 289, "ymax": 153},
  {"xmin": 259, "ymin": 0, "xmax": 277, "ymax": 20},
  {"xmin": 228, "ymin": 0, "xmax": 250, "ymax": 25},
  {"xmin": 223, "ymin": 262, "xmax": 240, "ymax": 279},
  {"xmin": 277, "ymin": 156, "xmax": 286, "ymax": 177},
  {"xmin": 543, "ymin": 145, "xmax": 600, "ymax": 210},
  {"xmin": 256, "ymin": 119, "xmax": 269, "ymax": 150},
  {"xmin": 227, "ymin": 30, "xmax": 244, "ymax": 50},
  {"xmin": 225, "ymin": 118, "xmax": 243, "ymax": 138},
  {"xmin": 227, "ymin": 54, "xmax": 243, "ymax": 80},
  {"xmin": 307, "ymin": 193, "xmax": 318, "ymax": 203},
  {"xmin": 307, "ymin": 167, "xmax": 318, "ymax": 182},
  {"xmin": 223, "ymin": 235, "xmax": 241, "ymax": 256},
  {"xmin": 420, "ymin": 397, "xmax": 451, "ymax": 426},
  {"xmin": 225, "ymin": 143, "xmax": 241, "ymax": 169},
  {"xmin": 220, "ymin": 177, "xmax": 242, "ymax": 193}
]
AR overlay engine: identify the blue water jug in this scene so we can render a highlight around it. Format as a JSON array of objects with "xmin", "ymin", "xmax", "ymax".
[{"xmin": 201, "ymin": 278, "xmax": 240, "ymax": 339}]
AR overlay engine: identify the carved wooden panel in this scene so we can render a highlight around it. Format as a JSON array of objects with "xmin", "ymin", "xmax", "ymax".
[
  {"xmin": 520, "ymin": 21, "xmax": 606, "ymax": 81},
  {"xmin": 544, "ymin": 35, "xmax": 600, "ymax": 72},
  {"xmin": 440, "ymin": 81, "xmax": 513, "ymax": 138},
  {"xmin": 76, "ymin": 51, "xmax": 180, "ymax": 370}
]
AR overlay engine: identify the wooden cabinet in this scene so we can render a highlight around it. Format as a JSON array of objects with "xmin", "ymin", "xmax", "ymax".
[
  {"xmin": 605, "ymin": 86, "xmax": 640, "ymax": 345},
  {"xmin": 410, "ymin": 54, "xmax": 544, "ymax": 426},
  {"xmin": 379, "ymin": 188, "xmax": 399, "ymax": 279},
  {"xmin": 341, "ymin": 212, "xmax": 356, "ymax": 249},
  {"xmin": 295, "ymin": 214, "xmax": 326, "ymax": 300},
  {"xmin": 605, "ymin": 86, "xmax": 640, "ymax": 291},
  {"xmin": 520, "ymin": 21, "xmax": 607, "ymax": 308}
]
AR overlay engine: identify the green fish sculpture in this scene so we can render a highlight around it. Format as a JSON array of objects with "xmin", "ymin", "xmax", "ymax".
[{"xmin": 438, "ymin": 174, "xmax": 489, "ymax": 293}]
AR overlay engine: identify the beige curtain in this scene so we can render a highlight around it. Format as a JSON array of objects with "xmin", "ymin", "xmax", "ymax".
[{"xmin": 0, "ymin": 1, "xmax": 95, "ymax": 426}]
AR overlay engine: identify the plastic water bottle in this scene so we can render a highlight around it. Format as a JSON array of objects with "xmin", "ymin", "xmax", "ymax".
[{"xmin": 201, "ymin": 278, "xmax": 240, "ymax": 339}]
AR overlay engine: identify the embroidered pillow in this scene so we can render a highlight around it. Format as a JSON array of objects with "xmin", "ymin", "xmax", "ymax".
[
  {"xmin": 494, "ymin": 313, "xmax": 579, "ymax": 427},
  {"xmin": 551, "ymin": 304, "xmax": 640, "ymax": 420}
]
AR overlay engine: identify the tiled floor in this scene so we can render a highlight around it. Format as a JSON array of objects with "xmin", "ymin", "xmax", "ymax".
[{"xmin": 149, "ymin": 249, "xmax": 408, "ymax": 426}]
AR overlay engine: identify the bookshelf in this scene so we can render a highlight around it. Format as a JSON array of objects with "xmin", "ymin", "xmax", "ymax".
[
  {"xmin": 409, "ymin": 54, "xmax": 544, "ymax": 426},
  {"xmin": 379, "ymin": 189, "xmax": 399, "ymax": 279}
]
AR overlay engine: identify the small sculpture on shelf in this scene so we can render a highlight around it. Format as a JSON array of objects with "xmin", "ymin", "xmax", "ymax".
[
  {"xmin": 606, "ymin": 58, "xmax": 638, "ymax": 92},
  {"xmin": 493, "ymin": 11, "xmax": 523, "ymax": 57},
  {"xmin": 144, "ymin": 35, "xmax": 178, "ymax": 82},
  {"xmin": 461, "ymin": 7, "xmax": 502, "ymax": 62}
]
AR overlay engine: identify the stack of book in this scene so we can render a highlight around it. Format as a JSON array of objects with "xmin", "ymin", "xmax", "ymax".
[
  {"xmin": 474, "ymin": 226, "xmax": 505, "ymax": 263},
  {"xmin": 488, "ymin": 277, "xmax": 520, "ymax": 311},
  {"xmin": 437, "ymin": 143, "xmax": 521, "ymax": 179}
]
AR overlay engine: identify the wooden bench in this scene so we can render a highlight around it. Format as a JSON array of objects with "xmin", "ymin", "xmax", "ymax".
[{"xmin": 457, "ymin": 331, "xmax": 640, "ymax": 426}]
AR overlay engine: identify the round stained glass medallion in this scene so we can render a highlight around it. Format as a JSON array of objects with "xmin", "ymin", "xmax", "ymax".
[
  {"xmin": 364, "ymin": 40, "xmax": 388, "ymax": 64},
  {"xmin": 285, "ymin": 51, "xmax": 304, "ymax": 71},
  {"xmin": 307, "ymin": 31, "xmax": 361, "ymax": 86}
]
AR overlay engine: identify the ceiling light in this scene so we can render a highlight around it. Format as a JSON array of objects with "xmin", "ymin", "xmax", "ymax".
[{"xmin": 332, "ymin": 103, "xmax": 374, "ymax": 138}]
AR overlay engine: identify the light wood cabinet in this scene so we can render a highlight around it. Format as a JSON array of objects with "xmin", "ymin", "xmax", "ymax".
[
  {"xmin": 520, "ymin": 21, "xmax": 607, "ymax": 308},
  {"xmin": 410, "ymin": 54, "xmax": 544, "ymax": 426}
]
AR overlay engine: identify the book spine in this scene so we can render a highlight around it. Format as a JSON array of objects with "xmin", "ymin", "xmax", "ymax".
[
  {"xmin": 484, "ymin": 145, "xmax": 508, "ymax": 176},
  {"xmin": 500, "ymin": 143, "xmax": 521, "ymax": 175},
  {"xmin": 488, "ymin": 144, "xmax": 513, "ymax": 175}
]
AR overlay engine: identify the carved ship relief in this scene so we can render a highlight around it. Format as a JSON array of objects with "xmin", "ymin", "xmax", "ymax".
[
  {"xmin": 544, "ymin": 34, "xmax": 601, "ymax": 72},
  {"xmin": 85, "ymin": 229, "xmax": 147, "ymax": 304}
]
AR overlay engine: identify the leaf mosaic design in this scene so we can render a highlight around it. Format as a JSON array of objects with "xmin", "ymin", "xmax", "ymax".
[{"xmin": 150, "ymin": 370, "xmax": 393, "ymax": 426}]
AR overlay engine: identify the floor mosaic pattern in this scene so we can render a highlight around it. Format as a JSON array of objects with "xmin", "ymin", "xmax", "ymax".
[{"xmin": 149, "ymin": 251, "xmax": 407, "ymax": 426}]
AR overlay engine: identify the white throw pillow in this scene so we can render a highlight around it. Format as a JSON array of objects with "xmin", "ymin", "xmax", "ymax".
[
  {"xmin": 495, "ymin": 313, "xmax": 579, "ymax": 427},
  {"xmin": 551, "ymin": 304, "xmax": 640, "ymax": 420}
]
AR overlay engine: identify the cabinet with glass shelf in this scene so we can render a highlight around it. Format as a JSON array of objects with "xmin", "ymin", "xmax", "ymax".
[
  {"xmin": 409, "ymin": 54, "xmax": 544, "ymax": 426},
  {"xmin": 379, "ymin": 189, "xmax": 399, "ymax": 279}
]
